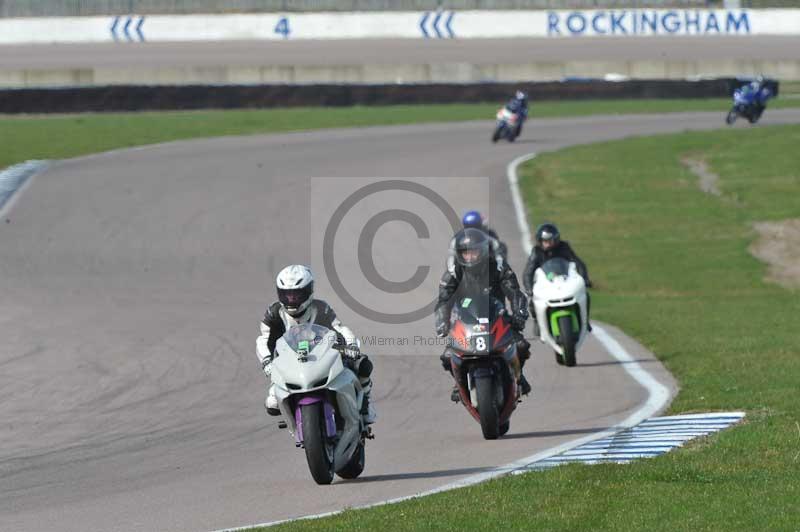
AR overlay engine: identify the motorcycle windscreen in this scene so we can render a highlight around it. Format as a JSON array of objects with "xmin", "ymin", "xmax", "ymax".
[
  {"xmin": 541, "ymin": 257, "xmax": 571, "ymax": 278},
  {"xmin": 450, "ymin": 285, "xmax": 508, "ymax": 354},
  {"xmin": 281, "ymin": 323, "xmax": 334, "ymax": 355}
]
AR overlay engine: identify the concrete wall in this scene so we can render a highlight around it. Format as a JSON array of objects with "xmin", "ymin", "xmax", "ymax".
[
  {"xmin": 1, "ymin": 9, "xmax": 797, "ymax": 44},
  {"xmin": 0, "ymin": 0, "xmax": 712, "ymax": 18}
]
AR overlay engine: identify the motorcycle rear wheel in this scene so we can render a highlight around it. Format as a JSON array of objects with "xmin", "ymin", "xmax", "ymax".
[
  {"xmin": 499, "ymin": 420, "xmax": 510, "ymax": 436},
  {"xmin": 336, "ymin": 441, "xmax": 365, "ymax": 479}
]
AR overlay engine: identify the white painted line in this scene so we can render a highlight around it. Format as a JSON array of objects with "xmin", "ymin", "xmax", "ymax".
[
  {"xmin": 638, "ymin": 412, "xmax": 745, "ymax": 422},
  {"xmin": 506, "ymin": 152, "xmax": 538, "ymax": 255},
  {"xmin": 210, "ymin": 150, "xmax": 674, "ymax": 532}
]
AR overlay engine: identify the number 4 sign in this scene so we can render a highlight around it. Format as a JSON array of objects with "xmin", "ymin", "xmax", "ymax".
[{"xmin": 274, "ymin": 17, "xmax": 290, "ymax": 39}]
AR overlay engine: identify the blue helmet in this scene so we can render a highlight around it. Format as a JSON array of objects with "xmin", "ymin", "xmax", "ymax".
[{"xmin": 462, "ymin": 210, "xmax": 483, "ymax": 229}]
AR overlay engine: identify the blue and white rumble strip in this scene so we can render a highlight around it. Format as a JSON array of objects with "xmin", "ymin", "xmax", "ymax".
[
  {"xmin": 518, "ymin": 412, "xmax": 746, "ymax": 470},
  {"xmin": 0, "ymin": 160, "xmax": 48, "ymax": 214}
]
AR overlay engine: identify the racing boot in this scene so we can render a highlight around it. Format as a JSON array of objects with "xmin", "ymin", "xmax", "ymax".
[
  {"xmin": 451, "ymin": 385, "xmax": 461, "ymax": 403},
  {"xmin": 586, "ymin": 292, "xmax": 593, "ymax": 332},
  {"xmin": 265, "ymin": 384, "xmax": 280, "ymax": 416},
  {"xmin": 519, "ymin": 375, "xmax": 532, "ymax": 396},
  {"xmin": 517, "ymin": 338, "xmax": 532, "ymax": 396}
]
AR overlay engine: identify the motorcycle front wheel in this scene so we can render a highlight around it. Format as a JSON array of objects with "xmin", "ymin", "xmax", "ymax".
[
  {"xmin": 558, "ymin": 315, "xmax": 577, "ymax": 367},
  {"xmin": 491, "ymin": 125, "xmax": 503, "ymax": 143},
  {"xmin": 725, "ymin": 109, "xmax": 737, "ymax": 125},
  {"xmin": 476, "ymin": 376, "xmax": 500, "ymax": 440},
  {"xmin": 302, "ymin": 403, "xmax": 335, "ymax": 485}
]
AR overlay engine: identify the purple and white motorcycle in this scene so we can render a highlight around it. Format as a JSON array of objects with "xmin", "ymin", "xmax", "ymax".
[{"xmin": 270, "ymin": 323, "xmax": 370, "ymax": 484}]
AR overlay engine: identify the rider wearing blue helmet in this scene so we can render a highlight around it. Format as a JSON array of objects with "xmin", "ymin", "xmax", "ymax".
[{"xmin": 457, "ymin": 210, "xmax": 508, "ymax": 260}]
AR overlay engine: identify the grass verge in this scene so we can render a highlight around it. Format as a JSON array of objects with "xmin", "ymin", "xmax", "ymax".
[
  {"xmin": 4, "ymin": 97, "xmax": 800, "ymax": 169},
  {"xmin": 260, "ymin": 124, "xmax": 800, "ymax": 530}
]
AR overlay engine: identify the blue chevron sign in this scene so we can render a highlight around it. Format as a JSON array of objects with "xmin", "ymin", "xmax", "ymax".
[
  {"xmin": 419, "ymin": 11, "xmax": 455, "ymax": 38},
  {"xmin": 111, "ymin": 15, "xmax": 146, "ymax": 42}
]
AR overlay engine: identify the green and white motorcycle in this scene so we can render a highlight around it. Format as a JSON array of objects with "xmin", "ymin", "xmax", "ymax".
[{"xmin": 531, "ymin": 258, "xmax": 588, "ymax": 367}]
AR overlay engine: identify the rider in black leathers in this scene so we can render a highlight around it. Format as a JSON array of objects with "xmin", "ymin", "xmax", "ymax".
[
  {"xmin": 522, "ymin": 223, "xmax": 592, "ymax": 335},
  {"xmin": 436, "ymin": 228, "xmax": 532, "ymax": 399}
]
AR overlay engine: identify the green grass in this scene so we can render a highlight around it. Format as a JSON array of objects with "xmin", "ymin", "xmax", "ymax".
[
  {"xmin": 4, "ymin": 101, "xmax": 799, "ymax": 530},
  {"xmin": 4, "ymin": 97, "xmax": 800, "ymax": 169},
  {"xmin": 259, "ymin": 125, "xmax": 800, "ymax": 531}
]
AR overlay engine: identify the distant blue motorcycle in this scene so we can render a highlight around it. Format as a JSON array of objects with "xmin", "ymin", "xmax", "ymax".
[{"xmin": 726, "ymin": 82, "xmax": 773, "ymax": 125}]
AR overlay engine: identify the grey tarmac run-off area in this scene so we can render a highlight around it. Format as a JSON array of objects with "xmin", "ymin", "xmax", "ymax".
[
  {"xmin": 1, "ymin": 37, "xmax": 799, "ymax": 69},
  {"xmin": 3, "ymin": 109, "xmax": 800, "ymax": 531}
]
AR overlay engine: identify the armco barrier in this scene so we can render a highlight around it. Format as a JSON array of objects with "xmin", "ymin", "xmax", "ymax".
[{"xmin": 0, "ymin": 78, "xmax": 760, "ymax": 114}]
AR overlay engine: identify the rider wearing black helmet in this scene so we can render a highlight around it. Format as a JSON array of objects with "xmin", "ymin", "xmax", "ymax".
[
  {"xmin": 448, "ymin": 210, "xmax": 508, "ymax": 275},
  {"xmin": 523, "ymin": 223, "xmax": 592, "ymax": 335},
  {"xmin": 436, "ymin": 228, "xmax": 532, "ymax": 399}
]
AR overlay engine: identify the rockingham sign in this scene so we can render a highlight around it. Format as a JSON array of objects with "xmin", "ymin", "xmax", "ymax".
[
  {"xmin": 546, "ymin": 10, "xmax": 752, "ymax": 37},
  {"xmin": 0, "ymin": 9, "xmax": 798, "ymax": 44}
]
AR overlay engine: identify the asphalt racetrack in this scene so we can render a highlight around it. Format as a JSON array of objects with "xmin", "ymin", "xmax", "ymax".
[
  {"xmin": 3, "ymin": 109, "xmax": 800, "ymax": 531},
  {"xmin": 1, "ymin": 36, "xmax": 798, "ymax": 69}
]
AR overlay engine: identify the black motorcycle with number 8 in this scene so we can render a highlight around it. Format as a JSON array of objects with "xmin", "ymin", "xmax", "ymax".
[{"xmin": 442, "ymin": 288, "xmax": 522, "ymax": 439}]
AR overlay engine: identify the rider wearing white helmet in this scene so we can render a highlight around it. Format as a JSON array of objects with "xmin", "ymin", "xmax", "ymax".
[{"xmin": 257, "ymin": 264, "xmax": 376, "ymax": 424}]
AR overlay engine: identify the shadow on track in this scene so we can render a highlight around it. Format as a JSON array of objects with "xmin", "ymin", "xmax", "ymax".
[
  {"xmin": 501, "ymin": 425, "xmax": 610, "ymax": 441},
  {"xmin": 346, "ymin": 466, "xmax": 492, "ymax": 483},
  {"xmin": 577, "ymin": 358, "xmax": 657, "ymax": 368}
]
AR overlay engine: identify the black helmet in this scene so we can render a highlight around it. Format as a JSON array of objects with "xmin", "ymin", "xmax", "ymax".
[
  {"xmin": 535, "ymin": 223, "xmax": 560, "ymax": 248},
  {"xmin": 454, "ymin": 228, "xmax": 491, "ymax": 268}
]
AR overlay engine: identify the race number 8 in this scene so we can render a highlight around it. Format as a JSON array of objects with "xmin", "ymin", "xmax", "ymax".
[{"xmin": 475, "ymin": 337, "xmax": 486, "ymax": 351}]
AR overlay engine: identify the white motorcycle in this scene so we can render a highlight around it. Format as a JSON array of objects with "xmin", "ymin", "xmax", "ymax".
[
  {"xmin": 270, "ymin": 323, "xmax": 370, "ymax": 484},
  {"xmin": 491, "ymin": 107, "xmax": 521, "ymax": 143},
  {"xmin": 531, "ymin": 258, "xmax": 588, "ymax": 367}
]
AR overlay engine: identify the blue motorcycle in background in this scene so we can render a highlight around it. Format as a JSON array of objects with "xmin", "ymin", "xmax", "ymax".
[{"xmin": 726, "ymin": 80, "xmax": 774, "ymax": 125}]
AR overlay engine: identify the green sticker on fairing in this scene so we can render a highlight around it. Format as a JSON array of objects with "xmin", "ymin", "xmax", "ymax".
[
  {"xmin": 298, "ymin": 340, "xmax": 309, "ymax": 352},
  {"xmin": 461, "ymin": 298, "xmax": 472, "ymax": 308}
]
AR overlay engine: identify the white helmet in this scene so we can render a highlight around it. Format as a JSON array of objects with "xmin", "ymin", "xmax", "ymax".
[{"xmin": 276, "ymin": 265, "xmax": 314, "ymax": 317}]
